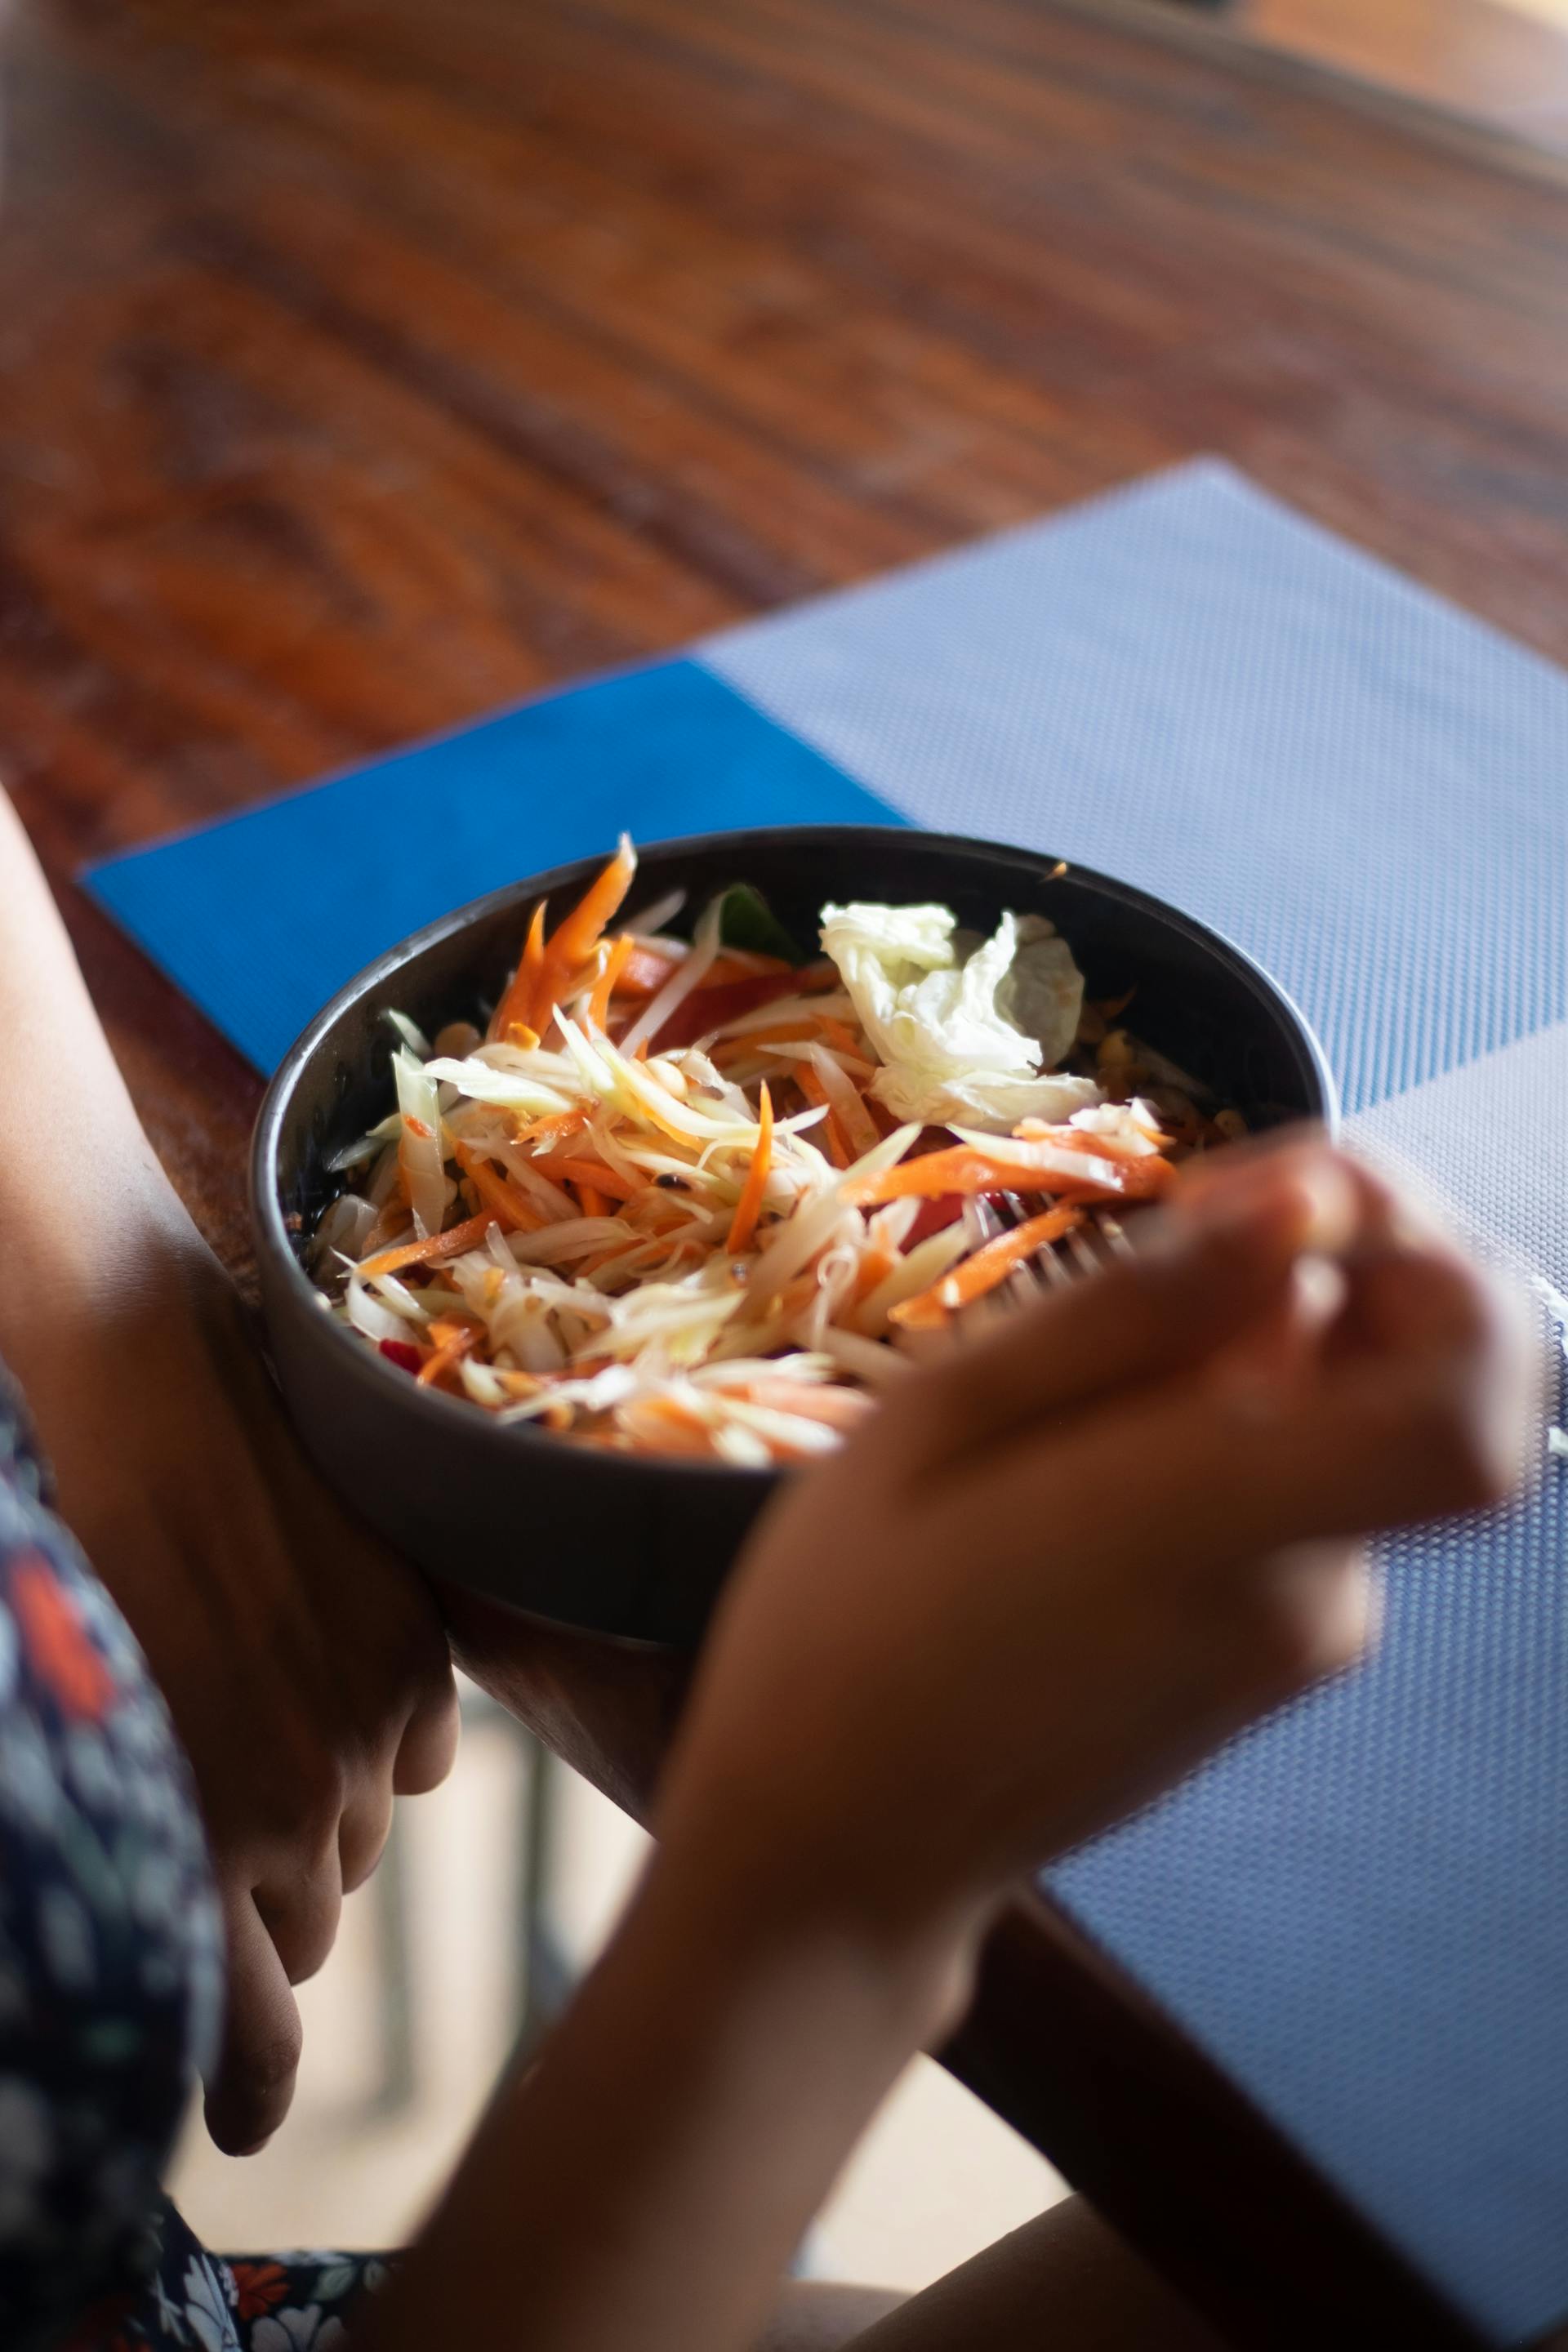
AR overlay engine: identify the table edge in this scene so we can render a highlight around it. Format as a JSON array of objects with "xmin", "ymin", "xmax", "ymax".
[{"xmin": 942, "ymin": 1887, "xmax": 1490, "ymax": 2350}]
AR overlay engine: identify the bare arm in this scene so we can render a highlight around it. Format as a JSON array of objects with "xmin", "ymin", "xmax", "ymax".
[
  {"xmin": 0, "ymin": 795, "xmax": 196, "ymax": 1410},
  {"xmin": 373, "ymin": 1852, "xmax": 964, "ymax": 2352}
]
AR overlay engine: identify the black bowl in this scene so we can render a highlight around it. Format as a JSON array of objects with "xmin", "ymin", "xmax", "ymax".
[{"xmin": 252, "ymin": 826, "xmax": 1336, "ymax": 1646}]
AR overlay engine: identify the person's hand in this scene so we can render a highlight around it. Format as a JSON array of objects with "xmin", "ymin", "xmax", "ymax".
[
  {"xmin": 0, "ymin": 793, "xmax": 459, "ymax": 2157},
  {"xmin": 33, "ymin": 1224, "xmax": 461, "ymax": 2154},
  {"xmin": 657, "ymin": 1139, "xmax": 1531, "ymax": 1971}
]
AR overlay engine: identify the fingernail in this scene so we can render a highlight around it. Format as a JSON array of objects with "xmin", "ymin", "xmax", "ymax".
[
  {"xmin": 1294, "ymin": 1160, "xmax": 1361, "ymax": 1257},
  {"xmin": 1185, "ymin": 1156, "xmax": 1358, "ymax": 1258}
]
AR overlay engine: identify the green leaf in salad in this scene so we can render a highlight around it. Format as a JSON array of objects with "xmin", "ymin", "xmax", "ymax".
[{"xmin": 714, "ymin": 882, "xmax": 802, "ymax": 963}]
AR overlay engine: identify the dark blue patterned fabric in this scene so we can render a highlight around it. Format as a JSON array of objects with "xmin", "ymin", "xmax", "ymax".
[{"xmin": 0, "ymin": 1372, "xmax": 388, "ymax": 2351}]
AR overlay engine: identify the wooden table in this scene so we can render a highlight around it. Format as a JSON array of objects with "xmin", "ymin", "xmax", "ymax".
[{"xmin": 6, "ymin": 2, "xmax": 1567, "ymax": 2341}]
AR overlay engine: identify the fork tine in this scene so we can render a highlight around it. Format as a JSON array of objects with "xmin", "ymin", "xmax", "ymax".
[
  {"xmin": 996, "ymin": 1192, "xmax": 1070, "ymax": 1290},
  {"xmin": 981, "ymin": 1190, "xmax": 1134, "ymax": 1295},
  {"xmin": 1066, "ymin": 1223, "xmax": 1104, "ymax": 1277},
  {"xmin": 1006, "ymin": 1192, "xmax": 1128, "ymax": 1286}
]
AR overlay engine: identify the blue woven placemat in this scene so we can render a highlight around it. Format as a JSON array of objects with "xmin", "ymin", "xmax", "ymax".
[{"xmin": 86, "ymin": 459, "xmax": 1568, "ymax": 2342}]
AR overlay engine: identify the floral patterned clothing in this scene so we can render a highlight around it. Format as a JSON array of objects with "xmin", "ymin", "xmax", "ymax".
[{"xmin": 0, "ymin": 1371, "xmax": 389, "ymax": 2351}]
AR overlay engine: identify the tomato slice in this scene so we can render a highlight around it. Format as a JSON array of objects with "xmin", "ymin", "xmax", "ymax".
[
  {"xmin": 648, "ymin": 972, "xmax": 802, "ymax": 1052},
  {"xmin": 905, "ymin": 1193, "xmax": 969, "ymax": 1245},
  {"xmin": 378, "ymin": 1339, "xmax": 424, "ymax": 1375}
]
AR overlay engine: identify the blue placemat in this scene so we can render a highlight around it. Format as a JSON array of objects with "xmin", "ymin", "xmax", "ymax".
[
  {"xmin": 85, "ymin": 662, "xmax": 896, "ymax": 1074},
  {"xmin": 86, "ymin": 459, "xmax": 1568, "ymax": 2341}
]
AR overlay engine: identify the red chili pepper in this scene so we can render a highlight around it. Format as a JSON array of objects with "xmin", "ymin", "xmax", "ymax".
[{"xmin": 379, "ymin": 1339, "xmax": 423, "ymax": 1374}]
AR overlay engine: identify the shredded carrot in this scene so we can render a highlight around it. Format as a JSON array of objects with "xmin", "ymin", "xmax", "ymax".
[
  {"xmin": 737, "ymin": 1379, "xmax": 874, "ymax": 1428},
  {"xmin": 506, "ymin": 1022, "xmax": 541, "ymax": 1051},
  {"xmin": 417, "ymin": 1318, "xmax": 481, "ymax": 1388},
  {"xmin": 845, "ymin": 1144, "xmax": 1173, "ymax": 1207},
  {"xmin": 1013, "ymin": 1121, "xmax": 1164, "ymax": 1165},
  {"xmin": 678, "ymin": 951, "xmax": 795, "ymax": 993},
  {"xmin": 622, "ymin": 1396, "xmax": 716, "ymax": 1456},
  {"xmin": 513, "ymin": 1107, "xmax": 590, "ymax": 1147},
  {"xmin": 889, "ymin": 1205, "xmax": 1085, "ymax": 1329},
  {"xmin": 589, "ymin": 933, "xmax": 635, "ymax": 1030},
  {"xmin": 489, "ymin": 898, "xmax": 549, "ymax": 1042},
  {"xmin": 576, "ymin": 1182, "xmax": 611, "ymax": 1219},
  {"xmin": 454, "ymin": 1143, "xmax": 549, "ymax": 1232},
  {"xmin": 633, "ymin": 1206, "xmax": 693, "ymax": 1238},
  {"xmin": 813, "ymin": 1013, "xmax": 863, "ymax": 1058},
  {"xmin": 555, "ymin": 1157, "xmax": 643, "ymax": 1205},
  {"xmin": 726, "ymin": 1081, "xmax": 774, "ymax": 1254},
  {"xmin": 541, "ymin": 838, "xmax": 637, "ymax": 1013},
  {"xmin": 358, "ymin": 1211, "xmax": 504, "ymax": 1281},
  {"xmin": 615, "ymin": 942, "xmax": 684, "ymax": 997},
  {"xmin": 795, "ymin": 1063, "xmax": 849, "ymax": 1169},
  {"xmin": 849, "ymin": 1242, "xmax": 900, "ymax": 1305}
]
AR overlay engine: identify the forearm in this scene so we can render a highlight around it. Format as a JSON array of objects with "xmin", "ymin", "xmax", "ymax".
[
  {"xmin": 0, "ymin": 791, "xmax": 175, "ymax": 1228},
  {"xmin": 0, "ymin": 792, "xmax": 204, "ymax": 1468},
  {"xmin": 363, "ymin": 1842, "xmax": 973, "ymax": 2352}
]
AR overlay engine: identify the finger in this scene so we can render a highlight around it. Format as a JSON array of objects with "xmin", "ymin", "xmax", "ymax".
[
  {"xmin": 255, "ymin": 1855, "xmax": 343, "ymax": 1988},
  {"xmin": 339, "ymin": 1770, "xmax": 395, "ymax": 1895},
  {"xmin": 1174, "ymin": 1129, "xmax": 1412, "ymax": 1241},
  {"xmin": 888, "ymin": 1146, "xmax": 1365, "ymax": 1475},
  {"xmin": 1246, "ymin": 1539, "xmax": 1378, "ymax": 1688},
  {"xmin": 1213, "ymin": 1166, "xmax": 1486, "ymax": 1398},
  {"xmin": 1327, "ymin": 1227, "xmax": 1520, "ymax": 1367},
  {"xmin": 340, "ymin": 1668, "xmax": 460, "ymax": 1891},
  {"xmin": 205, "ymin": 1890, "xmax": 305, "ymax": 2156},
  {"xmin": 1182, "ymin": 1255, "xmax": 1526, "ymax": 1546},
  {"xmin": 1172, "ymin": 1118, "xmax": 1332, "ymax": 1194},
  {"xmin": 967, "ymin": 1250, "xmax": 1524, "ymax": 1601},
  {"xmin": 394, "ymin": 1660, "xmax": 461, "ymax": 1797}
]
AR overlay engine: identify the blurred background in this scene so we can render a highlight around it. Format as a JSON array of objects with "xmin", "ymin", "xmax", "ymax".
[{"xmin": 1183, "ymin": 0, "xmax": 1568, "ymax": 148}]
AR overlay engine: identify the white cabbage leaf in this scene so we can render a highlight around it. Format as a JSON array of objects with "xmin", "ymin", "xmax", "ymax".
[{"xmin": 819, "ymin": 901, "xmax": 1099, "ymax": 1133}]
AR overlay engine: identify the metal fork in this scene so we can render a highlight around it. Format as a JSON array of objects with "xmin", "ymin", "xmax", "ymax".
[{"xmin": 975, "ymin": 1192, "xmax": 1135, "ymax": 1298}]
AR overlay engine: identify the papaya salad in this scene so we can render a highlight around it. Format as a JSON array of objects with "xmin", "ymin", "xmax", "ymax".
[{"xmin": 312, "ymin": 839, "xmax": 1245, "ymax": 1464}]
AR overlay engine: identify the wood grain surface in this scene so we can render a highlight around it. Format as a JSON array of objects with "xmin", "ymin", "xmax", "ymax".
[{"xmin": 4, "ymin": 2, "xmax": 1566, "ymax": 2340}]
